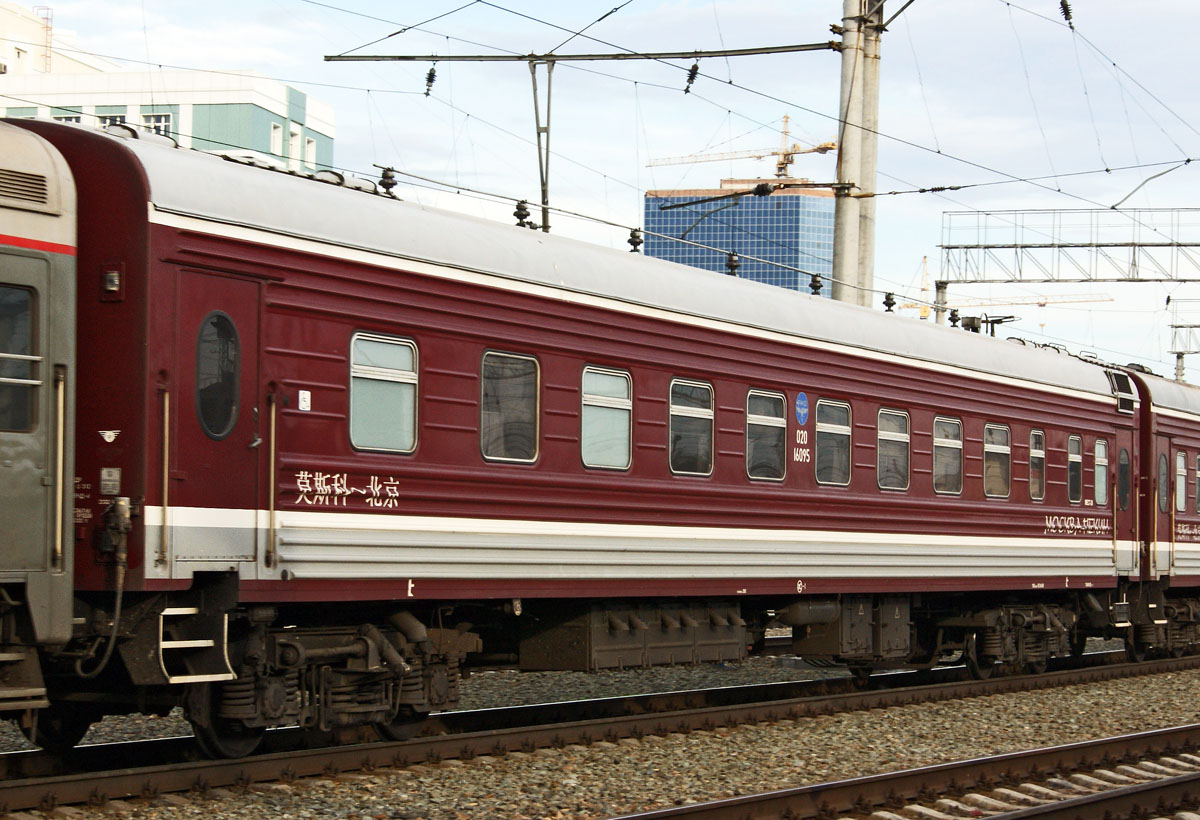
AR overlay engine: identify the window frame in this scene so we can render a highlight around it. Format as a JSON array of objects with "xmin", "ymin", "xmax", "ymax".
[
  {"xmin": 982, "ymin": 423, "xmax": 1011, "ymax": 499},
  {"xmin": 1029, "ymin": 429, "xmax": 1046, "ymax": 502},
  {"xmin": 815, "ymin": 399, "xmax": 852, "ymax": 487},
  {"xmin": 668, "ymin": 378, "xmax": 714, "ymax": 477},
  {"xmin": 0, "ymin": 284, "xmax": 38, "ymax": 434},
  {"xmin": 349, "ymin": 332, "xmax": 419, "ymax": 455},
  {"xmin": 1067, "ymin": 434, "xmax": 1083, "ymax": 504},
  {"xmin": 480, "ymin": 350, "xmax": 540, "ymax": 464},
  {"xmin": 1094, "ymin": 439, "xmax": 1109, "ymax": 507},
  {"xmin": 745, "ymin": 389, "xmax": 787, "ymax": 482},
  {"xmin": 580, "ymin": 366, "xmax": 632, "ymax": 471},
  {"xmin": 932, "ymin": 415, "xmax": 964, "ymax": 496},
  {"xmin": 1177, "ymin": 450, "xmax": 1188, "ymax": 513},
  {"xmin": 876, "ymin": 408, "xmax": 910, "ymax": 491},
  {"xmin": 194, "ymin": 310, "xmax": 240, "ymax": 441}
]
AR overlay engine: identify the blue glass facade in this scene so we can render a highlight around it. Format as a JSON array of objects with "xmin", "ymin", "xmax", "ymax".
[{"xmin": 643, "ymin": 183, "xmax": 835, "ymax": 296}]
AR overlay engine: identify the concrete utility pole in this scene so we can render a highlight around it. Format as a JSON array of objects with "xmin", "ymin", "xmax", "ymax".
[{"xmin": 831, "ymin": 0, "xmax": 883, "ymax": 307}]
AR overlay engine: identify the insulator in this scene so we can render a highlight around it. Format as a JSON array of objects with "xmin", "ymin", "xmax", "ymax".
[
  {"xmin": 513, "ymin": 199, "xmax": 530, "ymax": 227},
  {"xmin": 378, "ymin": 166, "xmax": 397, "ymax": 195},
  {"xmin": 725, "ymin": 251, "xmax": 740, "ymax": 276},
  {"xmin": 809, "ymin": 273, "xmax": 823, "ymax": 295},
  {"xmin": 949, "ymin": 308, "xmax": 960, "ymax": 327},
  {"xmin": 883, "ymin": 292, "xmax": 896, "ymax": 312},
  {"xmin": 627, "ymin": 228, "xmax": 643, "ymax": 253},
  {"xmin": 424, "ymin": 66, "xmax": 437, "ymax": 97},
  {"xmin": 1059, "ymin": 0, "xmax": 1072, "ymax": 22},
  {"xmin": 683, "ymin": 62, "xmax": 699, "ymax": 94}
]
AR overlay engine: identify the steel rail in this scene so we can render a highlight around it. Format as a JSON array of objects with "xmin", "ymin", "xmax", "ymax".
[
  {"xmin": 602, "ymin": 724, "xmax": 1200, "ymax": 819},
  {"xmin": 0, "ymin": 652, "xmax": 1196, "ymax": 813}
]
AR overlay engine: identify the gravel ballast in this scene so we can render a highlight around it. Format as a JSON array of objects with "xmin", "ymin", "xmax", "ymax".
[{"xmin": 9, "ymin": 659, "xmax": 1200, "ymax": 820}]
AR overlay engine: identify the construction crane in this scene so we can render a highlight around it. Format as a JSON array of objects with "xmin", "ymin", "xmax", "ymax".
[{"xmin": 648, "ymin": 115, "xmax": 836, "ymax": 178}]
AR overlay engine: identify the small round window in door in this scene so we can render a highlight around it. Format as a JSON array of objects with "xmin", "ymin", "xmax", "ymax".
[{"xmin": 195, "ymin": 311, "xmax": 240, "ymax": 440}]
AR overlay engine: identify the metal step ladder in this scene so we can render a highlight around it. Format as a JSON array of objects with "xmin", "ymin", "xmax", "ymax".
[
  {"xmin": 157, "ymin": 606, "xmax": 236, "ymax": 684},
  {"xmin": 0, "ymin": 647, "xmax": 48, "ymax": 712}
]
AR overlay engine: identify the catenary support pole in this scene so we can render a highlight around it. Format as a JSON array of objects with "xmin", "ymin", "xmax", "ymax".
[{"xmin": 831, "ymin": 0, "xmax": 865, "ymax": 304}]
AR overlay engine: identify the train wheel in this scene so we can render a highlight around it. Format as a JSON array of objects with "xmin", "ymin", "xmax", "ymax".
[
  {"xmin": 186, "ymin": 683, "xmax": 265, "ymax": 759},
  {"xmin": 964, "ymin": 633, "xmax": 995, "ymax": 680},
  {"xmin": 377, "ymin": 707, "xmax": 425, "ymax": 741},
  {"xmin": 192, "ymin": 717, "xmax": 265, "ymax": 759},
  {"xmin": 848, "ymin": 665, "xmax": 873, "ymax": 687},
  {"xmin": 1024, "ymin": 659, "xmax": 1048, "ymax": 675},
  {"xmin": 23, "ymin": 704, "xmax": 95, "ymax": 753}
]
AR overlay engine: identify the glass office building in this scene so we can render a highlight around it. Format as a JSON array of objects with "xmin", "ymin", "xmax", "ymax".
[{"xmin": 643, "ymin": 180, "xmax": 835, "ymax": 296}]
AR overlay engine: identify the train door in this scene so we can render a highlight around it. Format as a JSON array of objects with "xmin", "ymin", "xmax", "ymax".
[
  {"xmin": 1113, "ymin": 428, "xmax": 1138, "ymax": 575},
  {"xmin": 1151, "ymin": 434, "xmax": 1174, "ymax": 577},
  {"xmin": 168, "ymin": 270, "xmax": 261, "ymax": 565},
  {"xmin": 0, "ymin": 254, "xmax": 58, "ymax": 572}
]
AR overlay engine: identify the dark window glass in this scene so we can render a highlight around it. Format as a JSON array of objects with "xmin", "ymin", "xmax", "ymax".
[
  {"xmin": 1029, "ymin": 430, "xmax": 1046, "ymax": 501},
  {"xmin": 877, "ymin": 409, "xmax": 909, "ymax": 490},
  {"xmin": 815, "ymin": 400, "xmax": 851, "ymax": 486},
  {"xmin": 195, "ymin": 311, "xmax": 239, "ymax": 439},
  {"xmin": 481, "ymin": 352, "xmax": 538, "ymax": 462},
  {"xmin": 1118, "ymin": 448, "xmax": 1131, "ymax": 511},
  {"xmin": 983, "ymin": 424, "xmax": 1011, "ymax": 498},
  {"xmin": 933, "ymin": 417, "xmax": 963, "ymax": 495},
  {"xmin": 670, "ymin": 380, "xmax": 713, "ymax": 475},
  {"xmin": 0, "ymin": 285, "xmax": 36, "ymax": 432},
  {"xmin": 1067, "ymin": 435, "xmax": 1083, "ymax": 503},
  {"xmin": 1158, "ymin": 452, "xmax": 1170, "ymax": 514},
  {"xmin": 746, "ymin": 390, "xmax": 786, "ymax": 480}
]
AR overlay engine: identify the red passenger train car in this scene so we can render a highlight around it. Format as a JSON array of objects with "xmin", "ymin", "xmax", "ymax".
[{"xmin": 2, "ymin": 118, "xmax": 1200, "ymax": 756}]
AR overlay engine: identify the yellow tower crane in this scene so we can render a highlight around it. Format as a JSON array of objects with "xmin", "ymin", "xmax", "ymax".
[{"xmin": 648, "ymin": 115, "xmax": 836, "ymax": 178}]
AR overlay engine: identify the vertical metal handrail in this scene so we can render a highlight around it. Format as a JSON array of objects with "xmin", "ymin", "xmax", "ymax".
[
  {"xmin": 158, "ymin": 390, "xmax": 170, "ymax": 566},
  {"xmin": 53, "ymin": 368, "xmax": 65, "ymax": 570},
  {"xmin": 266, "ymin": 395, "xmax": 277, "ymax": 568}
]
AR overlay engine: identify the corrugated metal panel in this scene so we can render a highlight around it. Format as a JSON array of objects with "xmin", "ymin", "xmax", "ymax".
[{"xmin": 0, "ymin": 167, "xmax": 48, "ymax": 205}]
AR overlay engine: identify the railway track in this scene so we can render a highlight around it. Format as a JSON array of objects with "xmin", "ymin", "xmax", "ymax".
[
  {"xmin": 1, "ymin": 652, "xmax": 1196, "ymax": 814},
  {"xmin": 603, "ymin": 723, "xmax": 1200, "ymax": 819}
]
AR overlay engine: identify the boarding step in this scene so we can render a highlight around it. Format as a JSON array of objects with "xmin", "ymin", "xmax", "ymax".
[
  {"xmin": 0, "ymin": 647, "xmax": 48, "ymax": 711},
  {"xmin": 158, "ymin": 606, "xmax": 235, "ymax": 685}
]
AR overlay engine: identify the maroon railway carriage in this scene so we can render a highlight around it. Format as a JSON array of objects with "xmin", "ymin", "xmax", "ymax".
[{"xmin": 2, "ymin": 117, "xmax": 1200, "ymax": 756}]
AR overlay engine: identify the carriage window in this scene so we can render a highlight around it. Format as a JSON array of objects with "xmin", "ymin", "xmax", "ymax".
[
  {"xmin": 933, "ymin": 416, "xmax": 963, "ymax": 495},
  {"xmin": 1029, "ymin": 430, "xmax": 1046, "ymax": 501},
  {"xmin": 877, "ymin": 409, "xmax": 909, "ymax": 491},
  {"xmin": 983, "ymin": 424, "xmax": 1011, "ymax": 498},
  {"xmin": 1118, "ymin": 448, "xmax": 1131, "ymax": 511},
  {"xmin": 1067, "ymin": 435, "xmax": 1083, "ymax": 504},
  {"xmin": 746, "ymin": 390, "xmax": 786, "ymax": 481},
  {"xmin": 669, "ymin": 380, "xmax": 713, "ymax": 476},
  {"xmin": 815, "ymin": 400, "xmax": 851, "ymax": 486},
  {"xmin": 481, "ymin": 352, "xmax": 539, "ymax": 462},
  {"xmin": 0, "ymin": 285, "xmax": 36, "ymax": 432},
  {"xmin": 1177, "ymin": 451, "xmax": 1188, "ymax": 513},
  {"xmin": 195, "ymin": 311, "xmax": 239, "ymax": 440},
  {"xmin": 1095, "ymin": 439, "xmax": 1109, "ymax": 507},
  {"xmin": 581, "ymin": 367, "xmax": 631, "ymax": 470},
  {"xmin": 1158, "ymin": 452, "xmax": 1170, "ymax": 513},
  {"xmin": 350, "ymin": 334, "xmax": 417, "ymax": 453}
]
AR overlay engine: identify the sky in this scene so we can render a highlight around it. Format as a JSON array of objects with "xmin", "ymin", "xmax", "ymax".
[{"xmin": 26, "ymin": 0, "xmax": 1200, "ymax": 378}]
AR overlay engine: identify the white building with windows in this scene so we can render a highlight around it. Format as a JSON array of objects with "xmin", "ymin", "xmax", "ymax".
[{"xmin": 0, "ymin": 1, "xmax": 335, "ymax": 169}]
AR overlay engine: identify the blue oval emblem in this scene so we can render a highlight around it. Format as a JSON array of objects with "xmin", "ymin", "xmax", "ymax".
[{"xmin": 794, "ymin": 392, "xmax": 809, "ymax": 426}]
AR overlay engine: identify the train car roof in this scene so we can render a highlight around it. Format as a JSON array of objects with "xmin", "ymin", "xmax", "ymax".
[
  {"xmin": 1140, "ymin": 372, "xmax": 1200, "ymax": 418},
  {"xmin": 32, "ymin": 121, "xmax": 1121, "ymax": 399}
]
